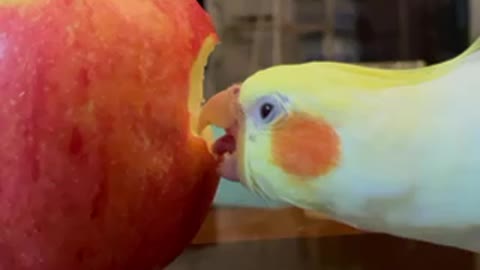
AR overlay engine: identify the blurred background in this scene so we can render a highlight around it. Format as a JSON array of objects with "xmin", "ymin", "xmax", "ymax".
[
  {"xmin": 169, "ymin": 1, "xmax": 480, "ymax": 269},
  {"xmin": 201, "ymin": 0, "xmax": 475, "ymax": 96}
]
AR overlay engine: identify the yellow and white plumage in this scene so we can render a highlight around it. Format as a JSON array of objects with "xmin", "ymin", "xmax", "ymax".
[{"xmin": 199, "ymin": 38, "xmax": 480, "ymax": 252}]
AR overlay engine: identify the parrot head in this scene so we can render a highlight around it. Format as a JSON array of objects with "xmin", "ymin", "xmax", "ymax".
[{"xmin": 197, "ymin": 62, "xmax": 378, "ymax": 207}]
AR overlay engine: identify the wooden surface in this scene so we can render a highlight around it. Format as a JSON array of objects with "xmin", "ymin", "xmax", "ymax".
[
  {"xmin": 170, "ymin": 207, "xmax": 480, "ymax": 270},
  {"xmin": 192, "ymin": 207, "xmax": 361, "ymax": 245},
  {"xmin": 171, "ymin": 235, "xmax": 479, "ymax": 270}
]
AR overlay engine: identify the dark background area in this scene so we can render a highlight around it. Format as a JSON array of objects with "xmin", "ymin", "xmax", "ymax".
[
  {"xmin": 355, "ymin": 0, "xmax": 470, "ymax": 64},
  {"xmin": 198, "ymin": 0, "xmax": 470, "ymax": 65}
]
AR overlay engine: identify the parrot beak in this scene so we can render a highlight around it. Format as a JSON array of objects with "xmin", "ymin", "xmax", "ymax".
[
  {"xmin": 197, "ymin": 84, "xmax": 242, "ymax": 182},
  {"xmin": 197, "ymin": 83, "xmax": 240, "ymax": 134}
]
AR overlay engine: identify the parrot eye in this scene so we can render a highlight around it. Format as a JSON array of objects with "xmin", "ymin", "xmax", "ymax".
[
  {"xmin": 260, "ymin": 103, "xmax": 274, "ymax": 119},
  {"xmin": 249, "ymin": 94, "xmax": 286, "ymax": 127}
]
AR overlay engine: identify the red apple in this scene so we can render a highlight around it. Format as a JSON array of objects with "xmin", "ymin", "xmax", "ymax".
[{"xmin": 0, "ymin": 0, "xmax": 219, "ymax": 269}]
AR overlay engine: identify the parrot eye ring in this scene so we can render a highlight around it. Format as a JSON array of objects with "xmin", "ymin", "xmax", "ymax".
[
  {"xmin": 260, "ymin": 103, "xmax": 274, "ymax": 120},
  {"xmin": 250, "ymin": 95, "xmax": 284, "ymax": 126}
]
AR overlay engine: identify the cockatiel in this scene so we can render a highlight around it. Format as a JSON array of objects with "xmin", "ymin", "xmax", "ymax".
[{"xmin": 197, "ymin": 37, "xmax": 480, "ymax": 252}]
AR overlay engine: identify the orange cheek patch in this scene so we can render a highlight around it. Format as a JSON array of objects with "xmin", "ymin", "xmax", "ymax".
[{"xmin": 271, "ymin": 113, "xmax": 340, "ymax": 179}]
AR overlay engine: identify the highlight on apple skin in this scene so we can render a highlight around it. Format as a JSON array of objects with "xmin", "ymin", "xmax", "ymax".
[{"xmin": 0, "ymin": 0, "xmax": 219, "ymax": 269}]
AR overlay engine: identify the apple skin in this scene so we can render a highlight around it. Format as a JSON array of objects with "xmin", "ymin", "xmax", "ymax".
[{"xmin": 0, "ymin": 0, "xmax": 219, "ymax": 269}]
